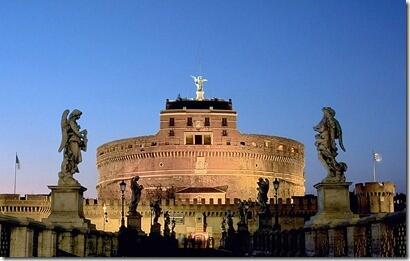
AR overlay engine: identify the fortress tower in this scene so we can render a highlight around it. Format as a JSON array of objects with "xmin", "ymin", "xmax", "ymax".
[
  {"xmin": 355, "ymin": 182, "xmax": 395, "ymax": 215},
  {"xmin": 96, "ymin": 78, "xmax": 305, "ymax": 202}
]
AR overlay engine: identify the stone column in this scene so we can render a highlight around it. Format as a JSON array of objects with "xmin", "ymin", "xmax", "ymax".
[
  {"xmin": 371, "ymin": 222, "xmax": 389, "ymax": 257},
  {"xmin": 58, "ymin": 231, "xmax": 74, "ymax": 255},
  {"xmin": 97, "ymin": 234, "xmax": 104, "ymax": 256},
  {"xmin": 10, "ymin": 226, "xmax": 34, "ymax": 257},
  {"xmin": 85, "ymin": 233, "xmax": 97, "ymax": 257},
  {"xmin": 73, "ymin": 231, "xmax": 86, "ymax": 257},
  {"xmin": 327, "ymin": 229, "xmax": 336, "ymax": 257},
  {"xmin": 304, "ymin": 229, "xmax": 315, "ymax": 257},
  {"xmin": 38, "ymin": 228, "xmax": 57, "ymax": 257},
  {"xmin": 346, "ymin": 226, "xmax": 355, "ymax": 257}
]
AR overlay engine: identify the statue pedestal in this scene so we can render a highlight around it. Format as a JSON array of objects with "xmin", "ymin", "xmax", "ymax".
[
  {"xmin": 237, "ymin": 222, "xmax": 249, "ymax": 233},
  {"xmin": 43, "ymin": 185, "xmax": 95, "ymax": 230},
  {"xmin": 305, "ymin": 182, "xmax": 356, "ymax": 227},
  {"xmin": 258, "ymin": 210, "xmax": 272, "ymax": 231},
  {"xmin": 150, "ymin": 223, "xmax": 161, "ymax": 237},
  {"xmin": 127, "ymin": 212, "xmax": 145, "ymax": 236}
]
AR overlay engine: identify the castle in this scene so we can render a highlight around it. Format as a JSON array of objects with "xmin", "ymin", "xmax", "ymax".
[
  {"xmin": 0, "ymin": 78, "xmax": 399, "ymax": 250},
  {"xmin": 96, "ymin": 77, "xmax": 305, "ymax": 202}
]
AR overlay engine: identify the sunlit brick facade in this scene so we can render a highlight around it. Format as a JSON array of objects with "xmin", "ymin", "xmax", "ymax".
[{"xmin": 96, "ymin": 95, "xmax": 305, "ymax": 202}]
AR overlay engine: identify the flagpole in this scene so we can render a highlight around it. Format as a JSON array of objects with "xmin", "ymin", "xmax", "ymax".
[
  {"xmin": 14, "ymin": 152, "xmax": 17, "ymax": 194},
  {"xmin": 372, "ymin": 150, "xmax": 376, "ymax": 182}
]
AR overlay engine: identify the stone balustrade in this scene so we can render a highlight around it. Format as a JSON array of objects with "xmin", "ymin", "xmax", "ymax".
[
  {"xmin": 0, "ymin": 213, "xmax": 118, "ymax": 257},
  {"xmin": 304, "ymin": 209, "xmax": 406, "ymax": 257},
  {"xmin": 220, "ymin": 209, "xmax": 406, "ymax": 257}
]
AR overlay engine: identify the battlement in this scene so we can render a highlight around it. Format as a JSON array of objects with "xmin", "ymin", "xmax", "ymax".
[
  {"xmin": 84, "ymin": 195, "xmax": 317, "ymax": 213},
  {"xmin": 354, "ymin": 182, "xmax": 395, "ymax": 215},
  {"xmin": 355, "ymin": 182, "xmax": 395, "ymax": 196}
]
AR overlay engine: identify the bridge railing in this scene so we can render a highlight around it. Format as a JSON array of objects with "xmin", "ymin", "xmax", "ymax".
[
  {"xmin": 0, "ymin": 214, "xmax": 118, "ymax": 257},
  {"xmin": 246, "ymin": 210, "xmax": 406, "ymax": 257}
]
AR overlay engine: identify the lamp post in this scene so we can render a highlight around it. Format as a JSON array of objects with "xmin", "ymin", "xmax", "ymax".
[
  {"xmin": 120, "ymin": 180, "xmax": 126, "ymax": 229},
  {"xmin": 272, "ymin": 178, "xmax": 281, "ymax": 231},
  {"xmin": 103, "ymin": 203, "xmax": 108, "ymax": 231}
]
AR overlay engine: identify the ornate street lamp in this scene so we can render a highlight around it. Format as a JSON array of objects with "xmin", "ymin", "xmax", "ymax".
[
  {"xmin": 272, "ymin": 178, "xmax": 281, "ymax": 231},
  {"xmin": 120, "ymin": 180, "xmax": 126, "ymax": 229}
]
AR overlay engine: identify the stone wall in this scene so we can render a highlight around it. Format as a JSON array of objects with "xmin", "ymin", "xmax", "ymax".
[
  {"xmin": 0, "ymin": 194, "xmax": 317, "ymax": 249},
  {"xmin": 355, "ymin": 182, "xmax": 395, "ymax": 215},
  {"xmin": 96, "ymin": 134, "xmax": 305, "ymax": 201}
]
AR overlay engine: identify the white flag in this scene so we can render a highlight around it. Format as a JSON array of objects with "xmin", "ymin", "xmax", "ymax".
[{"xmin": 373, "ymin": 152, "xmax": 382, "ymax": 162}]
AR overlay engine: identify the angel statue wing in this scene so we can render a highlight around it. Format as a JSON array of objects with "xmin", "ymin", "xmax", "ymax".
[
  {"xmin": 58, "ymin": 109, "xmax": 70, "ymax": 152},
  {"xmin": 334, "ymin": 119, "xmax": 345, "ymax": 152}
]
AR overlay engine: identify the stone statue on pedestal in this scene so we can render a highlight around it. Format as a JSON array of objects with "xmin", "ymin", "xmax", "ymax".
[
  {"xmin": 58, "ymin": 109, "xmax": 88, "ymax": 186},
  {"xmin": 44, "ymin": 109, "xmax": 94, "ymax": 233},
  {"xmin": 257, "ymin": 178, "xmax": 270, "ymax": 214},
  {"xmin": 226, "ymin": 210, "xmax": 235, "ymax": 233},
  {"xmin": 314, "ymin": 107, "xmax": 347, "ymax": 183},
  {"xmin": 191, "ymin": 75, "xmax": 207, "ymax": 101},
  {"xmin": 150, "ymin": 199, "xmax": 162, "ymax": 236},
  {"xmin": 237, "ymin": 199, "xmax": 251, "ymax": 225},
  {"xmin": 163, "ymin": 211, "xmax": 171, "ymax": 237},
  {"xmin": 171, "ymin": 218, "xmax": 176, "ymax": 233},
  {"xmin": 221, "ymin": 216, "xmax": 227, "ymax": 233},
  {"xmin": 129, "ymin": 176, "xmax": 143, "ymax": 215},
  {"xmin": 191, "ymin": 75, "xmax": 207, "ymax": 92},
  {"xmin": 305, "ymin": 107, "xmax": 355, "ymax": 231},
  {"xmin": 150, "ymin": 199, "xmax": 162, "ymax": 224}
]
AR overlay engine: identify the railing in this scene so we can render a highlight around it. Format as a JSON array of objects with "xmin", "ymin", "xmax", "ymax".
[
  {"xmin": 305, "ymin": 210, "xmax": 406, "ymax": 257},
  {"xmin": 251, "ymin": 228, "xmax": 305, "ymax": 256},
  {"xmin": 221, "ymin": 210, "xmax": 406, "ymax": 257},
  {"xmin": 0, "ymin": 213, "xmax": 118, "ymax": 257}
]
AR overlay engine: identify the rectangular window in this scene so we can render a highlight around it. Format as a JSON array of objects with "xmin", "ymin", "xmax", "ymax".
[
  {"xmin": 169, "ymin": 118, "xmax": 175, "ymax": 126},
  {"xmin": 204, "ymin": 135, "xmax": 212, "ymax": 145},
  {"xmin": 205, "ymin": 117, "xmax": 210, "ymax": 126},
  {"xmin": 222, "ymin": 118, "xmax": 227, "ymax": 126},
  {"xmin": 169, "ymin": 130, "xmax": 175, "ymax": 136},
  {"xmin": 186, "ymin": 135, "xmax": 193, "ymax": 145},
  {"xmin": 222, "ymin": 130, "xmax": 228, "ymax": 136},
  {"xmin": 195, "ymin": 135, "xmax": 202, "ymax": 145},
  {"xmin": 187, "ymin": 117, "xmax": 193, "ymax": 127}
]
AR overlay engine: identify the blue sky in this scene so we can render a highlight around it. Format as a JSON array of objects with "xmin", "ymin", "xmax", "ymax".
[{"xmin": 0, "ymin": 0, "xmax": 406, "ymax": 198}]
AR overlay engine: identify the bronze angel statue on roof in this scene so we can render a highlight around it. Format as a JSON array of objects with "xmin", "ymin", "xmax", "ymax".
[
  {"xmin": 314, "ymin": 107, "xmax": 347, "ymax": 183},
  {"xmin": 58, "ymin": 109, "xmax": 88, "ymax": 186}
]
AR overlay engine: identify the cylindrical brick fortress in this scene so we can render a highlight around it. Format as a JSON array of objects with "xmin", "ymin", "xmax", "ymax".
[{"xmin": 96, "ymin": 97, "xmax": 305, "ymax": 201}]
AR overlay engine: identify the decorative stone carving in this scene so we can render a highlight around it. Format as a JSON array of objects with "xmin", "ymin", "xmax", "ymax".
[
  {"xmin": 313, "ymin": 107, "xmax": 347, "ymax": 183},
  {"xmin": 58, "ymin": 109, "xmax": 88, "ymax": 186}
]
